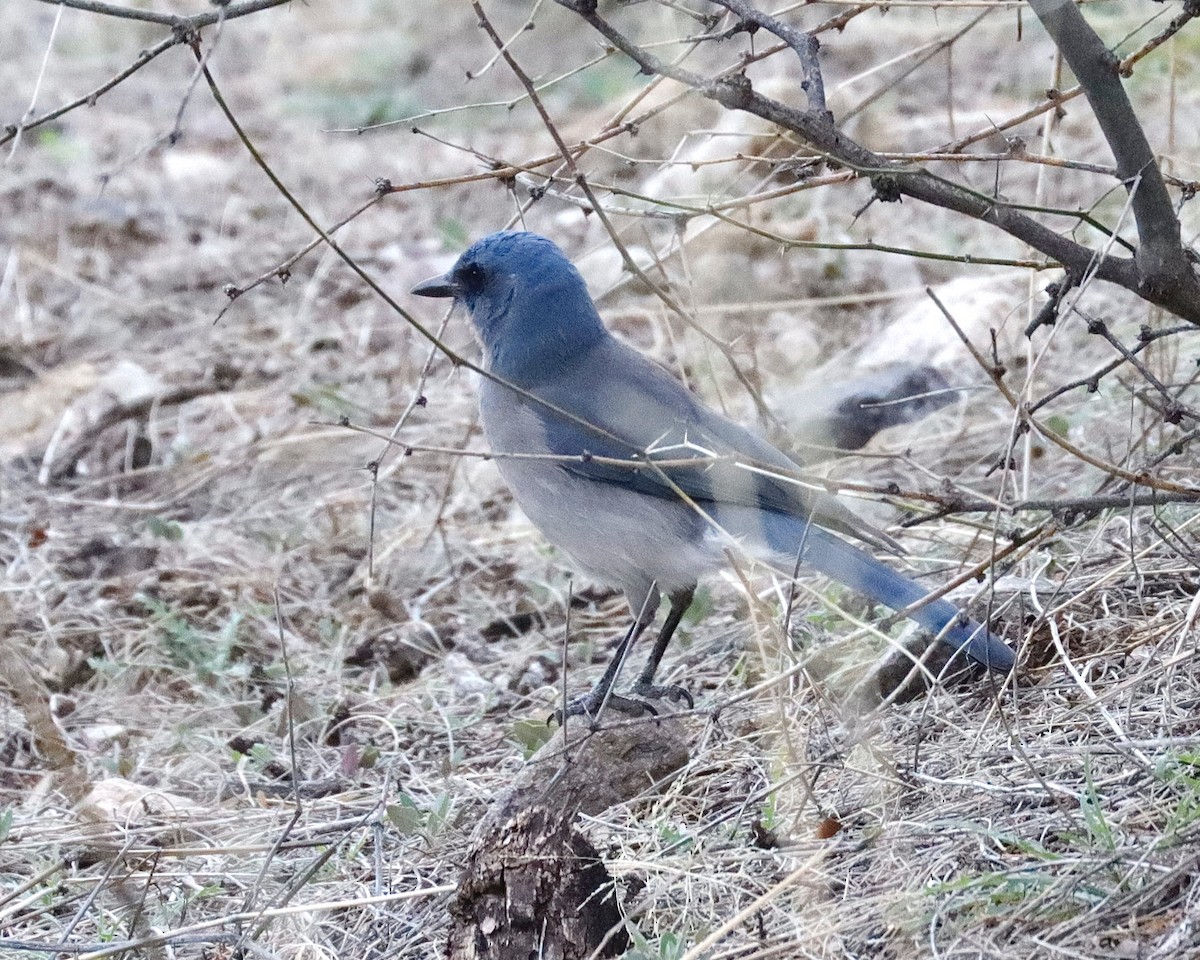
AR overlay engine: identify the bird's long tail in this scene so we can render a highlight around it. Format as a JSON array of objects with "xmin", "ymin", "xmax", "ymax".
[{"xmin": 756, "ymin": 513, "xmax": 1015, "ymax": 673}]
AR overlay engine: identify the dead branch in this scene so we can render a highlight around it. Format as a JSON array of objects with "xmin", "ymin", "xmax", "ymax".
[
  {"xmin": 4, "ymin": 0, "xmax": 292, "ymax": 148},
  {"xmin": 554, "ymin": 0, "xmax": 1200, "ymax": 325},
  {"xmin": 1028, "ymin": 0, "xmax": 1200, "ymax": 304}
]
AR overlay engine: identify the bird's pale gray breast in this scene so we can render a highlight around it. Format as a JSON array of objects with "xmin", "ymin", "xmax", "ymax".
[{"xmin": 477, "ymin": 378, "xmax": 722, "ymax": 598}]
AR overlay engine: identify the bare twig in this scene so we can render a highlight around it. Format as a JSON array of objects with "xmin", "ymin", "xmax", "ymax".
[
  {"xmin": 1028, "ymin": 323, "xmax": 1198, "ymax": 415},
  {"xmin": 6, "ymin": 2, "xmax": 63, "ymax": 158},
  {"xmin": 554, "ymin": 0, "xmax": 1200, "ymax": 324},
  {"xmin": 4, "ymin": 0, "xmax": 292, "ymax": 149},
  {"xmin": 31, "ymin": 0, "xmax": 290, "ymax": 29},
  {"xmin": 711, "ymin": 0, "xmax": 829, "ymax": 117},
  {"xmin": 1082, "ymin": 314, "xmax": 1200, "ymax": 425},
  {"xmin": 1029, "ymin": 0, "xmax": 1200, "ymax": 303}
]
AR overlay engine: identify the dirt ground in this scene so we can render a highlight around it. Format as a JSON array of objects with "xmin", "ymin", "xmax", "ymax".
[{"xmin": 2, "ymin": 1, "xmax": 1200, "ymax": 958}]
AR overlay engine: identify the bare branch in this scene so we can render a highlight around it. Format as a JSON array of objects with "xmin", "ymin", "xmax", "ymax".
[
  {"xmin": 31, "ymin": 0, "xmax": 291, "ymax": 29},
  {"xmin": 710, "ymin": 0, "xmax": 829, "ymax": 117},
  {"xmin": 0, "ymin": 37, "xmax": 173, "ymax": 148},
  {"xmin": 554, "ymin": 0, "xmax": 1200, "ymax": 325},
  {"xmin": 5, "ymin": 0, "xmax": 292, "ymax": 148},
  {"xmin": 1029, "ymin": 0, "xmax": 1200, "ymax": 302}
]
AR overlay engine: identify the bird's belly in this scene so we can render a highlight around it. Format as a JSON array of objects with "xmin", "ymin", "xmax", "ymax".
[
  {"xmin": 479, "ymin": 381, "xmax": 723, "ymax": 595},
  {"xmin": 495, "ymin": 455, "xmax": 721, "ymax": 596}
]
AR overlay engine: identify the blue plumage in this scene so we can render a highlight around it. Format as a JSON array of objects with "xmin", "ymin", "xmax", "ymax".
[{"xmin": 413, "ymin": 231, "xmax": 1013, "ymax": 716}]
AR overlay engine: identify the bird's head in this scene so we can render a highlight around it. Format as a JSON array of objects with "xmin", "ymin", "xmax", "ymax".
[{"xmin": 412, "ymin": 231, "xmax": 607, "ymax": 380}]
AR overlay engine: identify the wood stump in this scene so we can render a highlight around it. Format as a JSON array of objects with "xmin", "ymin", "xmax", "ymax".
[{"xmin": 447, "ymin": 715, "xmax": 691, "ymax": 960}]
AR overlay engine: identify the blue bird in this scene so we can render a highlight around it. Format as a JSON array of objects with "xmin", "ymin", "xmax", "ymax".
[{"xmin": 413, "ymin": 231, "xmax": 1014, "ymax": 717}]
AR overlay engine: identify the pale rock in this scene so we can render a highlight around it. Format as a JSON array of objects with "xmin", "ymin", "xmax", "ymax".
[
  {"xmin": 856, "ymin": 275, "xmax": 1027, "ymax": 372},
  {"xmin": 79, "ymin": 777, "xmax": 202, "ymax": 826},
  {"xmin": 444, "ymin": 651, "xmax": 495, "ymax": 700}
]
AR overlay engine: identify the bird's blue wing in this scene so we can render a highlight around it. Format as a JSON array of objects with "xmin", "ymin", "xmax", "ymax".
[
  {"xmin": 509, "ymin": 343, "xmax": 1011, "ymax": 671},
  {"xmin": 490, "ymin": 335, "xmax": 1013, "ymax": 673},
  {"xmin": 522, "ymin": 338, "xmax": 893, "ymax": 549}
]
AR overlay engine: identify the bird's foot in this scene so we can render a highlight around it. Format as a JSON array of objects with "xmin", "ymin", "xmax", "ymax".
[
  {"xmin": 549, "ymin": 691, "xmax": 658, "ymax": 729},
  {"xmin": 630, "ymin": 680, "xmax": 694, "ymax": 709}
]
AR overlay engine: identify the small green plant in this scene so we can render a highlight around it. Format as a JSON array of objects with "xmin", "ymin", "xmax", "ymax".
[
  {"xmin": 146, "ymin": 515, "xmax": 184, "ymax": 541},
  {"xmin": 437, "ymin": 217, "xmax": 470, "ymax": 251},
  {"xmin": 386, "ymin": 794, "xmax": 424, "ymax": 835},
  {"xmin": 35, "ymin": 127, "xmax": 86, "ymax": 162},
  {"xmin": 655, "ymin": 821, "xmax": 693, "ymax": 852},
  {"xmin": 926, "ymin": 869, "xmax": 1061, "ymax": 915},
  {"xmin": 758, "ymin": 790, "xmax": 779, "ymax": 834},
  {"xmin": 385, "ymin": 791, "xmax": 457, "ymax": 843},
  {"xmin": 1044, "ymin": 414, "xmax": 1071, "ymax": 438},
  {"xmin": 290, "ymin": 383, "xmax": 357, "ymax": 419},
  {"xmin": 358, "ymin": 745, "xmax": 381, "ymax": 770},
  {"xmin": 623, "ymin": 925, "xmax": 688, "ymax": 960},
  {"xmin": 1076, "ymin": 760, "xmax": 1118, "ymax": 853},
  {"xmin": 509, "ymin": 717, "xmax": 553, "ymax": 758},
  {"xmin": 1156, "ymin": 751, "xmax": 1200, "ymax": 836},
  {"xmin": 246, "ymin": 742, "xmax": 277, "ymax": 772},
  {"xmin": 681, "ymin": 586, "xmax": 715, "ymax": 626},
  {"xmin": 141, "ymin": 595, "xmax": 246, "ymax": 685}
]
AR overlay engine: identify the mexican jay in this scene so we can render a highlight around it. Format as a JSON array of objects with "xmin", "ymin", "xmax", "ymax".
[{"xmin": 413, "ymin": 231, "xmax": 1014, "ymax": 717}]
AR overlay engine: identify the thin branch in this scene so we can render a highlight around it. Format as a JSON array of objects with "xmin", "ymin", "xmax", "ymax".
[
  {"xmin": 1027, "ymin": 323, "xmax": 1197, "ymax": 415},
  {"xmin": 927, "ymin": 287, "xmax": 1200, "ymax": 497},
  {"xmin": 1082, "ymin": 314, "xmax": 1200, "ymax": 425},
  {"xmin": 1, "ymin": 37, "xmax": 175, "ymax": 149},
  {"xmin": 6, "ymin": 2, "xmax": 63, "ymax": 158},
  {"xmin": 908, "ymin": 491, "xmax": 1200, "ymax": 525},
  {"xmin": 554, "ymin": 0, "xmax": 1200, "ymax": 325},
  {"xmin": 710, "ymin": 0, "xmax": 828, "ymax": 117},
  {"xmin": 5, "ymin": 0, "xmax": 292, "ymax": 148},
  {"xmin": 1029, "ymin": 0, "xmax": 1200, "ymax": 301},
  {"xmin": 841, "ymin": 9, "xmax": 990, "ymax": 124},
  {"xmin": 215, "ymin": 192, "xmax": 386, "ymax": 322},
  {"xmin": 31, "ymin": 0, "xmax": 291, "ymax": 29},
  {"xmin": 346, "ymin": 424, "xmax": 1200, "ymax": 522}
]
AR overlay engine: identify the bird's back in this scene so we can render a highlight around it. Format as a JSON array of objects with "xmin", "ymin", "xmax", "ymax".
[{"xmin": 486, "ymin": 333, "xmax": 892, "ymax": 552}]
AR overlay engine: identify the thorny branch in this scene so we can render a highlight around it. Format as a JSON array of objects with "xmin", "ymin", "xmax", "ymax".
[
  {"xmin": 710, "ymin": 0, "xmax": 829, "ymax": 117},
  {"xmin": 31, "ymin": 0, "xmax": 290, "ymax": 29},
  {"xmin": 4, "ymin": 0, "xmax": 292, "ymax": 148},
  {"xmin": 1028, "ymin": 0, "xmax": 1200, "ymax": 302},
  {"xmin": 554, "ymin": 0, "xmax": 1200, "ymax": 324}
]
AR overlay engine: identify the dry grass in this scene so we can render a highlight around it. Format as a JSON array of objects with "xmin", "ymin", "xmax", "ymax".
[{"xmin": 2, "ymin": 1, "xmax": 1199, "ymax": 958}]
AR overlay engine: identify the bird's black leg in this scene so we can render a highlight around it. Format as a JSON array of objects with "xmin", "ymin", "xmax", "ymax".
[
  {"xmin": 555, "ymin": 617, "xmax": 656, "ymax": 726},
  {"xmin": 631, "ymin": 586, "xmax": 696, "ymax": 708}
]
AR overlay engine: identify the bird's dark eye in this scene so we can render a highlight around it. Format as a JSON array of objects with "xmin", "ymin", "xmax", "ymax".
[{"xmin": 457, "ymin": 263, "xmax": 485, "ymax": 293}]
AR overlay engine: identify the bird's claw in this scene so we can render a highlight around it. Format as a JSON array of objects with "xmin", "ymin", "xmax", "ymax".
[
  {"xmin": 547, "ymin": 691, "xmax": 659, "ymax": 728},
  {"xmin": 631, "ymin": 681, "xmax": 694, "ymax": 709},
  {"xmin": 544, "ymin": 684, "xmax": 693, "ymax": 727}
]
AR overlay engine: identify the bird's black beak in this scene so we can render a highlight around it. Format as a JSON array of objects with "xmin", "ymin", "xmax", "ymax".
[{"xmin": 411, "ymin": 272, "xmax": 460, "ymax": 299}]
